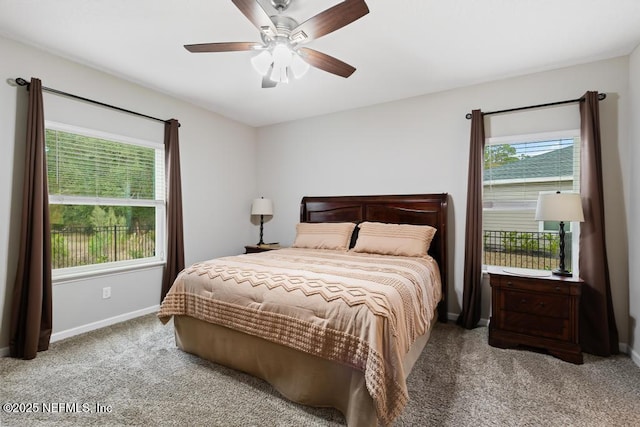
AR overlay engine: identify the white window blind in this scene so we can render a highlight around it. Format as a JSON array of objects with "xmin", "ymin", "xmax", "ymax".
[
  {"xmin": 45, "ymin": 123, "xmax": 164, "ymax": 207},
  {"xmin": 45, "ymin": 121, "xmax": 165, "ymax": 274},
  {"xmin": 484, "ymin": 133, "xmax": 580, "ymax": 215}
]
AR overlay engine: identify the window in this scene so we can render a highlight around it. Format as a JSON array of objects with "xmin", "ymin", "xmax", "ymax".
[
  {"xmin": 46, "ymin": 122, "xmax": 165, "ymax": 277},
  {"xmin": 541, "ymin": 220, "xmax": 571, "ymax": 233},
  {"xmin": 482, "ymin": 130, "xmax": 580, "ymax": 271}
]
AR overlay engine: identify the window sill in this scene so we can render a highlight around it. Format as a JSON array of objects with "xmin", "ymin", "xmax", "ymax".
[{"xmin": 53, "ymin": 260, "xmax": 165, "ymax": 285}]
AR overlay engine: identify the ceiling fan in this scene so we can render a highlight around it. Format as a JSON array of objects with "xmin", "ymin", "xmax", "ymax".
[{"xmin": 184, "ymin": 0, "xmax": 369, "ymax": 88}]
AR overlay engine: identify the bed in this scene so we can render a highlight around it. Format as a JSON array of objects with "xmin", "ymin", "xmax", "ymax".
[{"xmin": 158, "ymin": 194, "xmax": 448, "ymax": 426}]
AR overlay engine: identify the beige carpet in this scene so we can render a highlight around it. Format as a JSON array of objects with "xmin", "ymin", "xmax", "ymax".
[{"xmin": 1, "ymin": 314, "xmax": 639, "ymax": 426}]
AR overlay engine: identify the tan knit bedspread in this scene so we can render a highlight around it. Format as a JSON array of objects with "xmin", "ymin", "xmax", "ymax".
[{"xmin": 158, "ymin": 248, "xmax": 441, "ymax": 425}]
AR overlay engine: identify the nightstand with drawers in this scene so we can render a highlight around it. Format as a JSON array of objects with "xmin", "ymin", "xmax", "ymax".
[{"xmin": 488, "ymin": 266, "xmax": 583, "ymax": 364}]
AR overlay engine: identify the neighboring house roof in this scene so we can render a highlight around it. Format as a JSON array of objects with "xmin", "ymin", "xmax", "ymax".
[{"xmin": 484, "ymin": 146, "xmax": 574, "ymax": 181}]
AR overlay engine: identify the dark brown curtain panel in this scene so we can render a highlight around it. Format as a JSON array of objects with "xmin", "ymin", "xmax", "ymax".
[
  {"xmin": 578, "ymin": 91, "xmax": 619, "ymax": 356},
  {"xmin": 9, "ymin": 78, "xmax": 53, "ymax": 359},
  {"xmin": 457, "ymin": 109, "xmax": 485, "ymax": 329},
  {"xmin": 161, "ymin": 119, "xmax": 185, "ymax": 301}
]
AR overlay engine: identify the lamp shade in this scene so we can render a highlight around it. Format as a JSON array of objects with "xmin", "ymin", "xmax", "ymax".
[
  {"xmin": 535, "ymin": 192, "xmax": 584, "ymax": 222},
  {"xmin": 269, "ymin": 44, "xmax": 292, "ymax": 83},
  {"xmin": 291, "ymin": 53, "xmax": 310, "ymax": 79},
  {"xmin": 251, "ymin": 198, "xmax": 273, "ymax": 216},
  {"xmin": 251, "ymin": 50, "xmax": 273, "ymax": 76}
]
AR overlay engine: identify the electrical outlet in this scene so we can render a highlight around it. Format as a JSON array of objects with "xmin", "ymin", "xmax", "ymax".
[{"xmin": 102, "ymin": 287, "xmax": 111, "ymax": 299}]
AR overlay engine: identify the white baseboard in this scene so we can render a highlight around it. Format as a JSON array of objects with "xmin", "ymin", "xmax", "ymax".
[
  {"xmin": 630, "ymin": 345, "xmax": 640, "ymax": 368},
  {"xmin": 1, "ymin": 305, "xmax": 159, "ymax": 357},
  {"xmin": 50, "ymin": 305, "xmax": 160, "ymax": 343}
]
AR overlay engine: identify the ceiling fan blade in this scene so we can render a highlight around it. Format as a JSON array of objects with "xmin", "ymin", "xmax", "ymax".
[
  {"xmin": 232, "ymin": 0, "xmax": 277, "ymax": 38},
  {"xmin": 184, "ymin": 42, "xmax": 263, "ymax": 53},
  {"xmin": 290, "ymin": 0, "xmax": 369, "ymax": 43},
  {"xmin": 298, "ymin": 48, "xmax": 356, "ymax": 78}
]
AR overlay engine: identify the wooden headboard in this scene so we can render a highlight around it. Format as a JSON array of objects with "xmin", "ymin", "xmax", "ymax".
[{"xmin": 300, "ymin": 194, "xmax": 448, "ymax": 322}]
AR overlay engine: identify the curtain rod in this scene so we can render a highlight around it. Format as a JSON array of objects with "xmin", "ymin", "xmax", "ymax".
[
  {"xmin": 14, "ymin": 77, "xmax": 177, "ymax": 126},
  {"xmin": 465, "ymin": 93, "xmax": 606, "ymax": 119}
]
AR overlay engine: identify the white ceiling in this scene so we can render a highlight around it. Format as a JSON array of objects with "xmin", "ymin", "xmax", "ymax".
[{"xmin": 2, "ymin": 0, "xmax": 640, "ymax": 127}]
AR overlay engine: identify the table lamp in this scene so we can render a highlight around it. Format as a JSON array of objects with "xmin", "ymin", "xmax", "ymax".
[
  {"xmin": 534, "ymin": 191, "xmax": 584, "ymax": 276},
  {"xmin": 251, "ymin": 197, "xmax": 273, "ymax": 246}
]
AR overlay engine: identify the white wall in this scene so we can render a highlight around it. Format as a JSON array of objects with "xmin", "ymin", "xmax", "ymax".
[
  {"xmin": 256, "ymin": 57, "xmax": 631, "ymax": 344},
  {"xmin": 0, "ymin": 36, "xmax": 257, "ymax": 352},
  {"xmin": 2, "ymin": 34, "xmax": 635, "ymax": 357},
  {"xmin": 629, "ymin": 44, "xmax": 640, "ymax": 365}
]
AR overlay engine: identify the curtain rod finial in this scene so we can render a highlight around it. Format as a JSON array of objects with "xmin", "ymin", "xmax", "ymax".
[
  {"xmin": 598, "ymin": 93, "xmax": 606, "ymax": 101},
  {"xmin": 465, "ymin": 113, "xmax": 472, "ymax": 120},
  {"xmin": 15, "ymin": 77, "xmax": 29, "ymax": 87}
]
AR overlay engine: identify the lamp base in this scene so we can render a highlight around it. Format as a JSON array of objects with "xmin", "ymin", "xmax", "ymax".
[
  {"xmin": 552, "ymin": 269, "xmax": 573, "ymax": 277},
  {"xmin": 257, "ymin": 215, "xmax": 265, "ymax": 246}
]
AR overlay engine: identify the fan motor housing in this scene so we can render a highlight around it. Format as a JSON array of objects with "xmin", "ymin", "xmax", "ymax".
[{"xmin": 272, "ymin": 15, "xmax": 298, "ymax": 37}]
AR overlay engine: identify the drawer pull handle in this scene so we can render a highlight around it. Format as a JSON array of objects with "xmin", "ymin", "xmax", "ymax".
[
  {"xmin": 555, "ymin": 286, "xmax": 561, "ymax": 291},
  {"xmin": 539, "ymin": 302, "xmax": 545, "ymax": 307},
  {"xmin": 507, "ymin": 282, "xmax": 513, "ymax": 287},
  {"xmin": 520, "ymin": 299, "xmax": 527, "ymax": 304}
]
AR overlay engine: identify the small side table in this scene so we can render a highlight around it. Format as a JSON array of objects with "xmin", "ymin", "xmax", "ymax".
[
  {"xmin": 488, "ymin": 266, "xmax": 583, "ymax": 364},
  {"xmin": 244, "ymin": 244, "xmax": 282, "ymax": 254}
]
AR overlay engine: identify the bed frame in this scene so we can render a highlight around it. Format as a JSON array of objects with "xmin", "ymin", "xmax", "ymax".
[
  {"xmin": 300, "ymin": 193, "xmax": 449, "ymax": 322},
  {"xmin": 170, "ymin": 193, "xmax": 450, "ymax": 426}
]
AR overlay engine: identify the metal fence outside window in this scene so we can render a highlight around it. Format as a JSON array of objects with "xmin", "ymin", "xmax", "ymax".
[
  {"xmin": 483, "ymin": 230, "xmax": 569, "ymax": 271},
  {"xmin": 51, "ymin": 225, "xmax": 155, "ymax": 269}
]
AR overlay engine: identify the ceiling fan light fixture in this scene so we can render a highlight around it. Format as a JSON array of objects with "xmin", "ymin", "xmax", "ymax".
[
  {"xmin": 291, "ymin": 53, "xmax": 310, "ymax": 79},
  {"xmin": 270, "ymin": 63, "xmax": 289, "ymax": 83},
  {"xmin": 272, "ymin": 44, "xmax": 293, "ymax": 67},
  {"xmin": 267, "ymin": 44, "xmax": 293, "ymax": 83},
  {"xmin": 184, "ymin": 0, "xmax": 369, "ymax": 87},
  {"xmin": 251, "ymin": 50, "xmax": 273, "ymax": 75}
]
